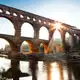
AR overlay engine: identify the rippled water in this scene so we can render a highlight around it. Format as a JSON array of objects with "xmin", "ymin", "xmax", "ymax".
[{"xmin": 0, "ymin": 57, "xmax": 75, "ymax": 80}]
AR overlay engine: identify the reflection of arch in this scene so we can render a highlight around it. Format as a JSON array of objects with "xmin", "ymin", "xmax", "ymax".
[
  {"xmin": 39, "ymin": 26, "xmax": 49, "ymax": 40},
  {"xmin": 21, "ymin": 22, "xmax": 34, "ymax": 38},
  {"xmin": 39, "ymin": 42, "xmax": 48, "ymax": 54},
  {"xmin": 0, "ymin": 17, "xmax": 15, "ymax": 35},
  {"xmin": 20, "ymin": 40, "xmax": 33, "ymax": 54}
]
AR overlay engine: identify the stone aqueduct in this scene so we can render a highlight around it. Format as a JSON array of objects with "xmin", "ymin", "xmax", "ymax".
[{"xmin": 0, "ymin": 4, "xmax": 80, "ymax": 57}]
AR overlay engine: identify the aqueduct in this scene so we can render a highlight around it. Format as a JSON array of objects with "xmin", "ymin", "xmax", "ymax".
[
  {"xmin": 0, "ymin": 4, "xmax": 80, "ymax": 80},
  {"xmin": 0, "ymin": 4, "xmax": 80, "ymax": 57}
]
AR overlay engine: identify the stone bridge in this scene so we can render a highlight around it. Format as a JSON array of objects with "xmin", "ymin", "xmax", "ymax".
[{"xmin": 0, "ymin": 4, "xmax": 80, "ymax": 57}]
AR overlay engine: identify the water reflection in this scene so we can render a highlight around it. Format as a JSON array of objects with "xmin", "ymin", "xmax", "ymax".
[
  {"xmin": 51, "ymin": 62, "xmax": 61, "ymax": 80},
  {"xmin": 0, "ymin": 57, "xmax": 75, "ymax": 80}
]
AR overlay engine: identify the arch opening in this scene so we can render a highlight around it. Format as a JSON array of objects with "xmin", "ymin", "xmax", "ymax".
[
  {"xmin": 39, "ymin": 26, "xmax": 49, "ymax": 40},
  {"xmin": 49, "ymin": 29, "xmax": 63, "ymax": 53},
  {"xmin": 0, "ymin": 38, "xmax": 11, "ymax": 55},
  {"xmin": 39, "ymin": 43, "xmax": 44, "ymax": 53},
  {"xmin": 20, "ymin": 41, "xmax": 33, "ymax": 54},
  {"xmin": 65, "ymin": 32, "xmax": 73, "ymax": 48},
  {"xmin": 39, "ymin": 42, "xmax": 48, "ymax": 54},
  {"xmin": 76, "ymin": 35, "xmax": 79, "ymax": 44},
  {"xmin": 74, "ymin": 34, "xmax": 79, "ymax": 44},
  {"xmin": 21, "ymin": 22, "xmax": 34, "ymax": 38},
  {"xmin": 73, "ymin": 34, "xmax": 80, "ymax": 49},
  {"xmin": 0, "ymin": 17, "xmax": 15, "ymax": 35}
]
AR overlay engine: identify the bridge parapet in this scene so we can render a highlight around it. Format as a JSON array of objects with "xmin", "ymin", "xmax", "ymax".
[{"xmin": 0, "ymin": 4, "xmax": 76, "ymax": 30}]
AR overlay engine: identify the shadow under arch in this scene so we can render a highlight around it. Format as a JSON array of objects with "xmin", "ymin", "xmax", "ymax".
[
  {"xmin": 0, "ymin": 17, "xmax": 15, "ymax": 35},
  {"xmin": 21, "ymin": 22, "xmax": 34, "ymax": 38},
  {"xmin": 20, "ymin": 40, "xmax": 34, "ymax": 54},
  {"xmin": 39, "ymin": 26, "xmax": 49, "ymax": 40}
]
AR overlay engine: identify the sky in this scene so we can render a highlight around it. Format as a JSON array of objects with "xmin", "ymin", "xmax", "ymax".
[
  {"xmin": 0, "ymin": 0, "xmax": 80, "ymax": 48},
  {"xmin": 0, "ymin": 0, "xmax": 80, "ymax": 28}
]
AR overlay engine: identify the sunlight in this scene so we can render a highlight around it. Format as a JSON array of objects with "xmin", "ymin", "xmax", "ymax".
[
  {"xmin": 0, "ymin": 38, "xmax": 9, "ymax": 49},
  {"xmin": 50, "ymin": 22, "xmax": 63, "ymax": 31},
  {"xmin": 35, "ymin": 2, "xmax": 80, "ymax": 29},
  {"xmin": 54, "ymin": 22, "xmax": 62, "ymax": 30},
  {"xmin": 48, "ymin": 29, "xmax": 62, "ymax": 53},
  {"xmin": 39, "ymin": 26, "xmax": 49, "ymax": 40},
  {"xmin": 51, "ymin": 62, "xmax": 60, "ymax": 80}
]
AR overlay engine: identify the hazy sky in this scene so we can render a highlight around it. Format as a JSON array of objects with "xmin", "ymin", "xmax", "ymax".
[{"xmin": 0, "ymin": 0, "xmax": 80, "ymax": 28}]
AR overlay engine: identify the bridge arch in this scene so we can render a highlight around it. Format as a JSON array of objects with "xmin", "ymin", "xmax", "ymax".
[
  {"xmin": 74, "ymin": 34, "xmax": 79, "ymax": 44},
  {"xmin": 65, "ymin": 32, "xmax": 70, "ymax": 43},
  {"xmin": 76, "ymin": 35, "xmax": 79, "ymax": 44},
  {"xmin": 39, "ymin": 42, "xmax": 49, "ymax": 54},
  {"xmin": 53, "ymin": 29, "xmax": 63, "ymax": 53},
  {"xmin": 20, "ymin": 40, "xmax": 34, "ymax": 54},
  {"xmin": 0, "ymin": 37, "xmax": 15, "ymax": 55},
  {"xmin": 21, "ymin": 22, "xmax": 34, "ymax": 38},
  {"xmin": 65, "ymin": 32, "xmax": 73, "ymax": 52},
  {"xmin": 65, "ymin": 32, "xmax": 73, "ymax": 48},
  {"xmin": 39, "ymin": 26, "xmax": 49, "ymax": 40},
  {"xmin": 0, "ymin": 17, "xmax": 15, "ymax": 35},
  {"xmin": 49, "ymin": 29, "xmax": 64, "ymax": 53}
]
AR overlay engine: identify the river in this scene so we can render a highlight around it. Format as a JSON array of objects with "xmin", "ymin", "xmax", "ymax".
[{"xmin": 0, "ymin": 57, "xmax": 75, "ymax": 80}]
